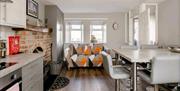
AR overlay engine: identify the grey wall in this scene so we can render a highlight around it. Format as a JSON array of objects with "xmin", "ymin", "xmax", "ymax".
[
  {"xmin": 45, "ymin": 5, "xmax": 64, "ymax": 62},
  {"xmin": 65, "ymin": 13, "xmax": 127, "ymax": 49},
  {"xmin": 158, "ymin": 0, "xmax": 180, "ymax": 46}
]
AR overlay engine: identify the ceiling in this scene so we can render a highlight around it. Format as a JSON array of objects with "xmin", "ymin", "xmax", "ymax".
[{"xmin": 42, "ymin": 0, "xmax": 166, "ymax": 13}]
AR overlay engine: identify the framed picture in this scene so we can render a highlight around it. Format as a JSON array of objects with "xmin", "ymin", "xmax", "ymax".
[{"xmin": 27, "ymin": 0, "xmax": 39, "ymax": 18}]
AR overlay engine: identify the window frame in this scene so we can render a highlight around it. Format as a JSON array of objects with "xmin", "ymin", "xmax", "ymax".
[
  {"xmin": 66, "ymin": 23, "xmax": 84, "ymax": 43},
  {"xmin": 90, "ymin": 24, "xmax": 107, "ymax": 43}
]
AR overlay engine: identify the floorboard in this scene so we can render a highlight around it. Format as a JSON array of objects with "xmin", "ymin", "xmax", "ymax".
[{"xmin": 56, "ymin": 68, "xmax": 115, "ymax": 91}]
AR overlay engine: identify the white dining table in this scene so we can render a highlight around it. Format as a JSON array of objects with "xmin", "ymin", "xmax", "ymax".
[{"xmin": 112, "ymin": 48, "xmax": 180, "ymax": 91}]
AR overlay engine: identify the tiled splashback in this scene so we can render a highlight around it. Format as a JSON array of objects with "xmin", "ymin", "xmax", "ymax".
[
  {"xmin": 0, "ymin": 26, "xmax": 15, "ymax": 40},
  {"xmin": 0, "ymin": 26, "xmax": 16, "ymax": 55}
]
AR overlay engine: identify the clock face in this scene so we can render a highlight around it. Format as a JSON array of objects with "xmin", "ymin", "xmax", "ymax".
[{"xmin": 113, "ymin": 23, "xmax": 119, "ymax": 30}]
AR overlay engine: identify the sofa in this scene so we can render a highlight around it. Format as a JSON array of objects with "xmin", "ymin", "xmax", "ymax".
[{"xmin": 64, "ymin": 43, "xmax": 111, "ymax": 69}]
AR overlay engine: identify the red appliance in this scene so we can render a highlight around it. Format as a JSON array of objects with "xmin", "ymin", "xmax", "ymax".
[{"xmin": 8, "ymin": 36, "xmax": 20, "ymax": 55}]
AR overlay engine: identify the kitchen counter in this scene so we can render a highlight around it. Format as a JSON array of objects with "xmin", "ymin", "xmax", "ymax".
[{"xmin": 0, "ymin": 53, "xmax": 43, "ymax": 78}]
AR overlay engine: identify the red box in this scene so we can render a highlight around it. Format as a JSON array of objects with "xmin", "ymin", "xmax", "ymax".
[{"xmin": 8, "ymin": 36, "xmax": 20, "ymax": 55}]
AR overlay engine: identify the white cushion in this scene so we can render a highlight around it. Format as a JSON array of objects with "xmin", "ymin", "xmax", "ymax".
[
  {"xmin": 71, "ymin": 54, "xmax": 78, "ymax": 62},
  {"xmin": 89, "ymin": 55, "xmax": 95, "ymax": 61}
]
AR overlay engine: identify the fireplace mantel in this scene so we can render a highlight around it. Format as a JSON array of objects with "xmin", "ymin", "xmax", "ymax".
[{"xmin": 12, "ymin": 24, "xmax": 52, "ymax": 33}]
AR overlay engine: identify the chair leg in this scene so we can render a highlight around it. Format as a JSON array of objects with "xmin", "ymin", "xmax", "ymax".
[
  {"xmin": 115, "ymin": 79, "xmax": 121, "ymax": 91},
  {"xmin": 154, "ymin": 85, "xmax": 159, "ymax": 91}
]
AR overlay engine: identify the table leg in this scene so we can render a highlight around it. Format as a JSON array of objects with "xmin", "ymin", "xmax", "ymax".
[
  {"xmin": 115, "ymin": 53, "xmax": 119, "ymax": 64},
  {"xmin": 133, "ymin": 62, "xmax": 137, "ymax": 91}
]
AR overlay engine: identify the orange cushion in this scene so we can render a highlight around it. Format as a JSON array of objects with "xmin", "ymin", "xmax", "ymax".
[
  {"xmin": 93, "ymin": 55, "xmax": 103, "ymax": 66},
  {"xmin": 92, "ymin": 44, "xmax": 104, "ymax": 54},
  {"xmin": 84, "ymin": 46, "xmax": 92, "ymax": 55},
  {"xmin": 76, "ymin": 44, "xmax": 85, "ymax": 55},
  {"xmin": 80, "ymin": 57, "xmax": 88, "ymax": 66},
  {"xmin": 94, "ymin": 47, "xmax": 102, "ymax": 54}
]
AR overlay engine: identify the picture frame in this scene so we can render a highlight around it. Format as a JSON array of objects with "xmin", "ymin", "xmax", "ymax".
[{"xmin": 27, "ymin": 0, "xmax": 39, "ymax": 18}]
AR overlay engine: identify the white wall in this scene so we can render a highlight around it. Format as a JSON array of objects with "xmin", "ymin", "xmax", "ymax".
[
  {"xmin": 27, "ymin": 0, "xmax": 45, "ymax": 25},
  {"xmin": 65, "ymin": 13, "xmax": 127, "ymax": 49},
  {"xmin": 158, "ymin": 0, "xmax": 180, "ymax": 46}
]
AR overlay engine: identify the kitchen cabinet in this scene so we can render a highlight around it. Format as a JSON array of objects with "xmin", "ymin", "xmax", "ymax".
[
  {"xmin": 22, "ymin": 57, "xmax": 43, "ymax": 91},
  {"xmin": 0, "ymin": 2, "xmax": 6, "ymax": 25},
  {"xmin": 0, "ymin": 0, "xmax": 26, "ymax": 28}
]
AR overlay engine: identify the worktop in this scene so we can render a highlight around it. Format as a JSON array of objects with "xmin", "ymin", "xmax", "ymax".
[{"xmin": 0, "ymin": 53, "xmax": 43, "ymax": 78}]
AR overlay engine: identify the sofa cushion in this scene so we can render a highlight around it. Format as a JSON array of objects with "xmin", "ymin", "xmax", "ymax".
[
  {"xmin": 69, "ymin": 44, "xmax": 77, "ymax": 55},
  {"xmin": 76, "ymin": 55, "xmax": 89, "ymax": 67},
  {"xmin": 89, "ymin": 54, "xmax": 103, "ymax": 67},
  {"xmin": 76, "ymin": 44, "xmax": 85, "ymax": 55},
  {"xmin": 84, "ymin": 45, "xmax": 92, "ymax": 55},
  {"xmin": 92, "ymin": 44, "xmax": 104, "ymax": 54},
  {"xmin": 71, "ymin": 54, "xmax": 78, "ymax": 62}
]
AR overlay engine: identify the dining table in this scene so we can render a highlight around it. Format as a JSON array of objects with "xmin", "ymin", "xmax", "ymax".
[{"xmin": 112, "ymin": 48, "xmax": 180, "ymax": 91}]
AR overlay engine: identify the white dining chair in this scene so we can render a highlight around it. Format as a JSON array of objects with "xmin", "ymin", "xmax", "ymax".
[
  {"xmin": 138, "ymin": 55, "xmax": 180, "ymax": 91},
  {"xmin": 101, "ymin": 51, "xmax": 130, "ymax": 91}
]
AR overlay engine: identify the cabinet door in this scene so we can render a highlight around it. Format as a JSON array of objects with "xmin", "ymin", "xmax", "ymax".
[
  {"xmin": 5, "ymin": 0, "xmax": 26, "ymax": 27},
  {"xmin": 0, "ymin": 3, "xmax": 6, "ymax": 25},
  {"xmin": 22, "ymin": 58, "xmax": 43, "ymax": 91}
]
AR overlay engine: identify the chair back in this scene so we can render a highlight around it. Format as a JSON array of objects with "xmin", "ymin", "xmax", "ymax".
[
  {"xmin": 101, "ymin": 51, "xmax": 113, "ymax": 75},
  {"xmin": 151, "ymin": 55, "xmax": 180, "ymax": 84}
]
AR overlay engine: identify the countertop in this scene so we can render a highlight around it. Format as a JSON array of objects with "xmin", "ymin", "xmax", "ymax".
[{"xmin": 0, "ymin": 53, "xmax": 43, "ymax": 78}]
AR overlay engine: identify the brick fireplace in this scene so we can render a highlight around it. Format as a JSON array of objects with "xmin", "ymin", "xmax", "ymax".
[{"xmin": 16, "ymin": 31, "xmax": 52, "ymax": 64}]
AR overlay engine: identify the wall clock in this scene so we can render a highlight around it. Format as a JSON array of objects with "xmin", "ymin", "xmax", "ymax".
[{"xmin": 112, "ymin": 22, "xmax": 120, "ymax": 30}]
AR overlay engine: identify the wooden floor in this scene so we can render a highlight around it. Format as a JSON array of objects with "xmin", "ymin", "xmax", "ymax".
[{"xmin": 56, "ymin": 68, "xmax": 115, "ymax": 91}]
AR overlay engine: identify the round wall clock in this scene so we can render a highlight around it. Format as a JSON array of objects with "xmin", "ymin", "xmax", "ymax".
[{"xmin": 112, "ymin": 22, "xmax": 120, "ymax": 30}]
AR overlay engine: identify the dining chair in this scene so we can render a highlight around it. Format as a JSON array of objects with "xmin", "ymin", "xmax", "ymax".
[
  {"xmin": 101, "ymin": 51, "xmax": 130, "ymax": 91},
  {"xmin": 138, "ymin": 55, "xmax": 180, "ymax": 91}
]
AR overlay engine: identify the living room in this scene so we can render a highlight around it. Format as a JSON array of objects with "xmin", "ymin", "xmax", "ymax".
[{"xmin": 0, "ymin": 0, "xmax": 180, "ymax": 91}]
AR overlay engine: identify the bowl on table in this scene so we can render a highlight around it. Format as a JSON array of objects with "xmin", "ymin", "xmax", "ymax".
[{"xmin": 168, "ymin": 47, "xmax": 180, "ymax": 53}]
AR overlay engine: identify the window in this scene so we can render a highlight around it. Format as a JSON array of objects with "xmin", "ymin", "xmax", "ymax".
[
  {"xmin": 90, "ymin": 24, "xmax": 107, "ymax": 43},
  {"xmin": 65, "ymin": 23, "xmax": 84, "ymax": 43},
  {"xmin": 133, "ymin": 18, "xmax": 139, "ymax": 45}
]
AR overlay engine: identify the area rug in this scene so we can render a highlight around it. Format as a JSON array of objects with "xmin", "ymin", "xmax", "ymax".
[{"xmin": 49, "ymin": 76, "xmax": 70, "ymax": 90}]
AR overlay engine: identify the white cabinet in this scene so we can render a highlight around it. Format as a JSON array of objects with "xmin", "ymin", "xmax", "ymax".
[
  {"xmin": 0, "ymin": 2, "xmax": 6, "ymax": 24},
  {"xmin": 22, "ymin": 58, "xmax": 44, "ymax": 91},
  {"xmin": 0, "ymin": 0, "xmax": 26, "ymax": 28}
]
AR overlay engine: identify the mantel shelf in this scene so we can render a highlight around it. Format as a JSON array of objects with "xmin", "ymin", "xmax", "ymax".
[{"xmin": 12, "ymin": 24, "xmax": 52, "ymax": 33}]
